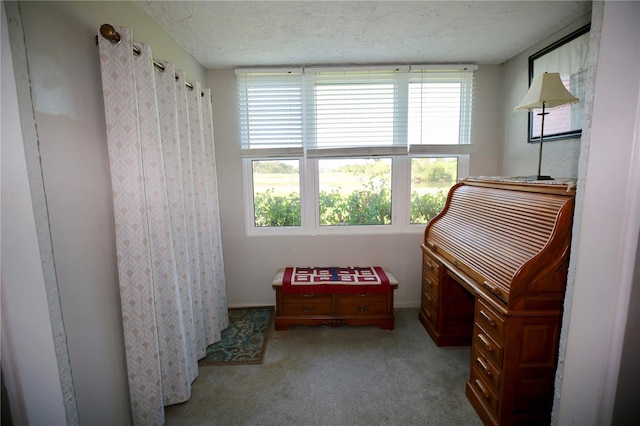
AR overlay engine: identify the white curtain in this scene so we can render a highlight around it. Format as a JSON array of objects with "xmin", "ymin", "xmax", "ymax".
[{"xmin": 97, "ymin": 26, "xmax": 228, "ymax": 425}]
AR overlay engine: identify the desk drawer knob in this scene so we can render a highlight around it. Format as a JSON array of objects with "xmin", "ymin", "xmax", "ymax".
[
  {"xmin": 475, "ymin": 357, "xmax": 492, "ymax": 377},
  {"xmin": 475, "ymin": 379, "xmax": 491, "ymax": 400},
  {"xmin": 483, "ymin": 281, "xmax": 501, "ymax": 297},
  {"xmin": 478, "ymin": 334, "xmax": 494, "ymax": 352}
]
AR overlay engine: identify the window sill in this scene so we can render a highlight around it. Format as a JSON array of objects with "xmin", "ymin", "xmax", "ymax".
[{"xmin": 246, "ymin": 224, "xmax": 426, "ymax": 237}]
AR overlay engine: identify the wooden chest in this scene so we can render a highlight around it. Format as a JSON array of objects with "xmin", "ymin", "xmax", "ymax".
[{"xmin": 272, "ymin": 268, "xmax": 398, "ymax": 330}]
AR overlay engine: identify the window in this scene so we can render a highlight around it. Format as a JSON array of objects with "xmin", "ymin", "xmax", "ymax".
[
  {"xmin": 318, "ymin": 158, "xmax": 392, "ymax": 226},
  {"xmin": 237, "ymin": 65, "xmax": 475, "ymax": 234},
  {"xmin": 410, "ymin": 157, "xmax": 458, "ymax": 224},
  {"xmin": 251, "ymin": 159, "xmax": 300, "ymax": 227}
]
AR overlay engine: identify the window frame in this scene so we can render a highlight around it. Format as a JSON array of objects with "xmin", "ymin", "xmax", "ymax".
[
  {"xmin": 243, "ymin": 154, "xmax": 469, "ymax": 236},
  {"xmin": 238, "ymin": 65, "xmax": 475, "ymax": 236},
  {"xmin": 527, "ymin": 24, "xmax": 590, "ymax": 143}
]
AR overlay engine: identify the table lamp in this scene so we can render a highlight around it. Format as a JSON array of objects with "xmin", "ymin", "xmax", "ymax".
[{"xmin": 515, "ymin": 72, "xmax": 579, "ymax": 180}]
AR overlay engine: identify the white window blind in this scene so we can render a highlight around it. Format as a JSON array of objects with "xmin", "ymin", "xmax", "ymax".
[
  {"xmin": 237, "ymin": 69, "xmax": 304, "ymax": 156},
  {"xmin": 408, "ymin": 67, "xmax": 475, "ymax": 151},
  {"xmin": 307, "ymin": 67, "xmax": 407, "ymax": 154},
  {"xmin": 237, "ymin": 65, "xmax": 475, "ymax": 157}
]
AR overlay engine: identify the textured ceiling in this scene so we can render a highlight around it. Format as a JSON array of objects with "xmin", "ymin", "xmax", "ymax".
[{"xmin": 134, "ymin": 1, "xmax": 592, "ymax": 69}]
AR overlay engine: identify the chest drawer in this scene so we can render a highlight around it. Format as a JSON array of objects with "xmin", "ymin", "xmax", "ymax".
[
  {"xmin": 336, "ymin": 293, "xmax": 388, "ymax": 303},
  {"xmin": 281, "ymin": 292, "xmax": 332, "ymax": 302},
  {"xmin": 335, "ymin": 293, "xmax": 389, "ymax": 315},
  {"xmin": 280, "ymin": 293, "xmax": 333, "ymax": 315},
  {"xmin": 280, "ymin": 300, "xmax": 332, "ymax": 315}
]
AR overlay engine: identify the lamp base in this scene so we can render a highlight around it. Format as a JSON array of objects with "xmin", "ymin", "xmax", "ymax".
[{"xmin": 524, "ymin": 175, "xmax": 553, "ymax": 181}]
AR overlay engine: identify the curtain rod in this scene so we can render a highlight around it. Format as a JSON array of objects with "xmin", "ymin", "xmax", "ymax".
[{"xmin": 99, "ymin": 24, "xmax": 202, "ymax": 96}]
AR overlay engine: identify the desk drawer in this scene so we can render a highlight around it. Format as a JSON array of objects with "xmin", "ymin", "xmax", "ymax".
[
  {"xmin": 469, "ymin": 366, "xmax": 500, "ymax": 417},
  {"xmin": 473, "ymin": 326, "xmax": 504, "ymax": 368},
  {"xmin": 422, "ymin": 275, "xmax": 439, "ymax": 299},
  {"xmin": 472, "ymin": 345, "xmax": 502, "ymax": 392},
  {"xmin": 423, "ymin": 251, "xmax": 441, "ymax": 281},
  {"xmin": 476, "ymin": 298, "xmax": 505, "ymax": 343},
  {"xmin": 422, "ymin": 289, "xmax": 438, "ymax": 311},
  {"xmin": 420, "ymin": 304, "xmax": 438, "ymax": 328}
]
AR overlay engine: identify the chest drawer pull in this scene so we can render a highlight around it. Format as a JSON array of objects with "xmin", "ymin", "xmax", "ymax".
[
  {"xmin": 479, "ymin": 310, "xmax": 496, "ymax": 327},
  {"xmin": 357, "ymin": 293, "xmax": 368, "ymax": 297},
  {"xmin": 302, "ymin": 293, "xmax": 315, "ymax": 298},
  {"xmin": 476, "ymin": 357, "xmax": 492, "ymax": 377},
  {"xmin": 357, "ymin": 304, "xmax": 369, "ymax": 313},
  {"xmin": 475, "ymin": 379, "xmax": 491, "ymax": 400},
  {"xmin": 478, "ymin": 334, "xmax": 494, "ymax": 352},
  {"xmin": 426, "ymin": 260, "xmax": 435, "ymax": 271},
  {"xmin": 302, "ymin": 306, "xmax": 314, "ymax": 312}
]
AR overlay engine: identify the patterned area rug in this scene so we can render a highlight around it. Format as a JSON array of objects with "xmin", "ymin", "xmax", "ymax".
[{"xmin": 199, "ymin": 306, "xmax": 274, "ymax": 366}]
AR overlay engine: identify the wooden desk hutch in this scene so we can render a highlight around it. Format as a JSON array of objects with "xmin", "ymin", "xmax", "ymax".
[{"xmin": 419, "ymin": 178, "xmax": 576, "ymax": 426}]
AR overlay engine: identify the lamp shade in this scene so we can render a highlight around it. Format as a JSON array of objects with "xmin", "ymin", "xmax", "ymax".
[{"xmin": 514, "ymin": 72, "xmax": 579, "ymax": 111}]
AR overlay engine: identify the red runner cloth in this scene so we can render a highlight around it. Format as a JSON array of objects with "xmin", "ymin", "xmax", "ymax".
[{"xmin": 282, "ymin": 266, "xmax": 390, "ymax": 294}]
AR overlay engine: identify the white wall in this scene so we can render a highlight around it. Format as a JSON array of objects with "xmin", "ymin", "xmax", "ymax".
[
  {"xmin": 207, "ymin": 65, "xmax": 502, "ymax": 309},
  {"xmin": 5, "ymin": 1, "xmax": 207, "ymax": 424},
  {"xmin": 500, "ymin": 13, "xmax": 592, "ymax": 179},
  {"xmin": 556, "ymin": 1, "xmax": 640, "ymax": 424},
  {"xmin": 1, "ymin": 5, "xmax": 67, "ymax": 424},
  {"xmin": 469, "ymin": 64, "xmax": 503, "ymax": 176}
]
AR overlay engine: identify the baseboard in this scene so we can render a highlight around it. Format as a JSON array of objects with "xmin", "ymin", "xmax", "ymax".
[
  {"xmin": 227, "ymin": 303, "xmax": 275, "ymax": 309},
  {"xmin": 228, "ymin": 301, "xmax": 421, "ymax": 309},
  {"xmin": 394, "ymin": 301, "xmax": 421, "ymax": 308}
]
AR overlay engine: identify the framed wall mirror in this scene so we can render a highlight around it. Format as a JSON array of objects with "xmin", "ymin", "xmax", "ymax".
[{"xmin": 528, "ymin": 24, "xmax": 591, "ymax": 143}]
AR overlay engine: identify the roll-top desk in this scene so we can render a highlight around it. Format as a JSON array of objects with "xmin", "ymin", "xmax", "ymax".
[{"xmin": 419, "ymin": 178, "xmax": 575, "ymax": 426}]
